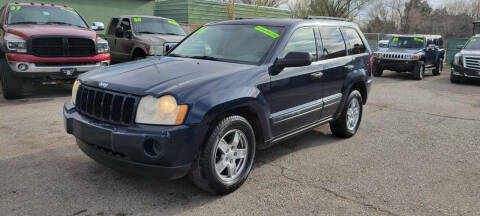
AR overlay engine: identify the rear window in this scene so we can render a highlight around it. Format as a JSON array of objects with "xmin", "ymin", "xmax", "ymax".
[
  {"xmin": 343, "ymin": 28, "xmax": 367, "ymax": 55},
  {"xmin": 319, "ymin": 26, "xmax": 347, "ymax": 59},
  {"xmin": 7, "ymin": 5, "xmax": 87, "ymax": 28}
]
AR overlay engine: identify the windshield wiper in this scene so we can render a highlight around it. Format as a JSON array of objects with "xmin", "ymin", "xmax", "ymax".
[
  {"xmin": 45, "ymin": 21, "xmax": 85, "ymax": 28},
  {"xmin": 188, "ymin": 56, "xmax": 221, "ymax": 61},
  {"xmin": 9, "ymin": 21, "xmax": 39, "ymax": 25},
  {"xmin": 138, "ymin": 31, "xmax": 157, "ymax": 34},
  {"xmin": 160, "ymin": 33, "xmax": 184, "ymax": 36},
  {"xmin": 168, "ymin": 53, "xmax": 185, "ymax": 57}
]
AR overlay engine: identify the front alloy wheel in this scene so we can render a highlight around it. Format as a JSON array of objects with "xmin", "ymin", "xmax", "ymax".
[
  {"xmin": 189, "ymin": 115, "xmax": 255, "ymax": 194},
  {"xmin": 330, "ymin": 90, "xmax": 363, "ymax": 138}
]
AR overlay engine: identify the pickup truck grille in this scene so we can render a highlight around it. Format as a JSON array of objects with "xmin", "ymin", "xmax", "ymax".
[
  {"xmin": 75, "ymin": 85, "xmax": 139, "ymax": 125},
  {"xmin": 463, "ymin": 56, "xmax": 480, "ymax": 70},
  {"xmin": 30, "ymin": 37, "xmax": 96, "ymax": 57}
]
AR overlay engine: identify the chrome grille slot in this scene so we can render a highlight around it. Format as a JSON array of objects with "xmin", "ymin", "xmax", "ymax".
[
  {"xmin": 76, "ymin": 85, "xmax": 139, "ymax": 125},
  {"xmin": 464, "ymin": 56, "xmax": 480, "ymax": 70}
]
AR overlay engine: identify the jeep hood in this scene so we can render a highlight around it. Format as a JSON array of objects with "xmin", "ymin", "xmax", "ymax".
[
  {"xmin": 79, "ymin": 57, "xmax": 257, "ymax": 96},
  {"xmin": 6, "ymin": 24, "xmax": 97, "ymax": 40},
  {"xmin": 135, "ymin": 34, "xmax": 184, "ymax": 45}
]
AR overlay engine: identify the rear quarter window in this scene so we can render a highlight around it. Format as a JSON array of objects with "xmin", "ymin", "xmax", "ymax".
[
  {"xmin": 319, "ymin": 26, "xmax": 347, "ymax": 59},
  {"xmin": 343, "ymin": 28, "xmax": 367, "ymax": 55}
]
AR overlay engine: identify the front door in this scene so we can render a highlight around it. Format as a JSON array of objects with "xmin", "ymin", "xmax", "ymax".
[
  {"xmin": 115, "ymin": 18, "xmax": 135, "ymax": 62},
  {"xmin": 265, "ymin": 27, "xmax": 324, "ymax": 137},
  {"xmin": 318, "ymin": 26, "xmax": 351, "ymax": 119},
  {"xmin": 425, "ymin": 38, "xmax": 436, "ymax": 66}
]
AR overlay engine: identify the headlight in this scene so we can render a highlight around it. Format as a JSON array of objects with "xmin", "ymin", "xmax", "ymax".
[
  {"xmin": 72, "ymin": 80, "xmax": 80, "ymax": 105},
  {"xmin": 454, "ymin": 53, "xmax": 462, "ymax": 66},
  {"xmin": 6, "ymin": 39, "xmax": 27, "ymax": 53},
  {"xmin": 96, "ymin": 39, "xmax": 109, "ymax": 54},
  {"xmin": 135, "ymin": 95, "xmax": 188, "ymax": 125},
  {"xmin": 149, "ymin": 45, "xmax": 164, "ymax": 56}
]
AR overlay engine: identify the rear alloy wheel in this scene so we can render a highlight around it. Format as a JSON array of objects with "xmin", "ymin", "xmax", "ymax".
[
  {"xmin": 330, "ymin": 90, "xmax": 363, "ymax": 138},
  {"xmin": 432, "ymin": 58, "xmax": 443, "ymax": 76},
  {"xmin": 189, "ymin": 115, "xmax": 255, "ymax": 194},
  {"xmin": 413, "ymin": 62, "xmax": 425, "ymax": 80}
]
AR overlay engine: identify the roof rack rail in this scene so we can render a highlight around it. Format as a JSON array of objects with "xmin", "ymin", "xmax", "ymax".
[{"xmin": 304, "ymin": 16, "xmax": 348, "ymax": 21}]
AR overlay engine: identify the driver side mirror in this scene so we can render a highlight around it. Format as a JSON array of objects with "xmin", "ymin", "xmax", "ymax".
[
  {"xmin": 115, "ymin": 27, "xmax": 124, "ymax": 38},
  {"xmin": 456, "ymin": 45, "xmax": 464, "ymax": 50},
  {"xmin": 91, "ymin": 22, "xmax": 105, "ymax": 31},
  {"xmin": 271, "ymin": 52, "xmax": 312, "ymax": 75}
]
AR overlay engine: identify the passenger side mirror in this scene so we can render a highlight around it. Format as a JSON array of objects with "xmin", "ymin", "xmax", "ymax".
[
  {"xmin": 125, "ymin": 30, "xmax": 133, "ymax": 39},
  {"xmin": 272, "ymin": 52, "xmax": 312, "ymax": 75},
  {"xmin": 91, "ymin": 22, "xmax": 105, "ymax": 31},
  {"xmin": 115, "ymin": 27, "xmax": 124, "ymax": 38},
  {"xmin": 456, "ymin": 45, "xmax": 464, "ymax": 50}
]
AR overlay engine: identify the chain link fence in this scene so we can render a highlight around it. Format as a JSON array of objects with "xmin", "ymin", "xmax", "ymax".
[{"xmin": 364, "ymin": 33, "xmax": 394, "ymax": 51}]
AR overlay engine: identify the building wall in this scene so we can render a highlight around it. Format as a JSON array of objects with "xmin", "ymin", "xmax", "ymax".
[
  {"xmin": 155, "ymin": 0, "xmax": 290, "ymax": 25},
  {"xmin": 0, "ymin": 0, "xmax": 156, "ymax": 34}
]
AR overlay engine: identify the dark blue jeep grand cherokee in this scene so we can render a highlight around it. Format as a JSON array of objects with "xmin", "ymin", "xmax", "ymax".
[{"xmin": 64, "ymin": 18, "xmax": 373, "ymax": 194}]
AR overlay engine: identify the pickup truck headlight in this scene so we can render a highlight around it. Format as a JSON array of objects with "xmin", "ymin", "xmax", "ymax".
[
  {"xmin": 96, "ymin": 40, "xmax": 109, "ymax": 54},
  {"xmin": 454, "ymin": 53, "xmax": 462, "ymax": 66},
  {"xmin": 149, "ymin": 45, "xmax": 164, "ymax": 56},
  {"xmin": 72, "ymin": 80, "xmax": 80, "ymax": 105},
  {"xmin": 135, "ymin": 95, "xmax": 188, "ymax": 125},
  {"xmin": 6, "ymin": 39, "xmax": 27, "ymax": 53}
]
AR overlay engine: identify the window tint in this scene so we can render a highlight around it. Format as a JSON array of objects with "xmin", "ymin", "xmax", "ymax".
[
  {"xmin": 280, "ymin": 27, "xmax": 317, "ymax": 61},
  {"xmin": 120, "ymin": 18, "xmax": 131, "ymax": 31},
  {"xmin": 107, "ymin": 18, "xmax": 119, "ymax": 35},
  {"xmin": 344, "ymin": 28, "xmax": 367, "ymax": 55},
  {"xmin": 319, "ymin": 27, "xmax": 347, "ymax": 59}
]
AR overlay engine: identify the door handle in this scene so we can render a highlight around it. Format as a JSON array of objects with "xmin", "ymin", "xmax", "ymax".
[
  {"xmin": 310, "ymin": 72, "xmax": 324, "ymax": 79},
  {"xmin": 345, "ymin": 65, "xmax": 355, "ymax": 72}
]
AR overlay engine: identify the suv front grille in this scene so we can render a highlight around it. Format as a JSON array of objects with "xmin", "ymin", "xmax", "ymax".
[
  {"xmin": 463, "ymin": 56, "xmax": 480, "ymax": 70},
  {"xmin": 75, "ymin": 85, "xmax": 139, "ymax": 125},
  {"xmin": 30, "ymin": 37, "xmax": 96, "ymax": 57},
  {"xmin": 382, "ymin": 53, "xmax": 411, "ymax": 60}
]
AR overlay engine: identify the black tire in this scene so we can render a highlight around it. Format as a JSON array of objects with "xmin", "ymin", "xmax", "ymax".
[
  {"xmin": 330, "ymin": 90, "xmax": 363, "ymax": 138},
  {"xmin": 189, "ymin": 115, "xmax": 256, "ymax": 194},
  {"xmin": 1, "ymin": 58, "xmax": 22, "ymax": 99},
  {"xmin": 450, "ymin": 74, "xmax": 462, "ymax": 83},
  {"xmin": 432, "ymin": 58, "xmax": 443, "ymax": 76},
  {"xmin": 412, "ymin": 62, "xmax": 425, "ymax": 80},
  {"xmin": 373, "ymin": 65, "xmax": 383, "ymax": 77}
]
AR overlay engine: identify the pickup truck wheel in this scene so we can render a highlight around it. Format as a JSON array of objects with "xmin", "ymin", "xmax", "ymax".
[
  {"xmin": 189, "ymin": 115, "xmax": 255, "ymax": 194},
  {"xmin": 330, "ymin": 90, "xmax": 363, "ymax": 138},
  {"xmin": 1, "ymin": 59, "xmax": 23, "ymax": 99},
  {"xmin": 412, "ymin": 62, "xmax": 425, "ymax": 80},
  {"xmin": 373, "ymin": 66, "xmax": 383, "ymax": 77},
  {"xmin": 432, "ymin": 58, "xmax": 443, "ymax": 76}
]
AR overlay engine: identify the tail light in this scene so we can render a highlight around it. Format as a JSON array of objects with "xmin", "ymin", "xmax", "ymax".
[{"xmin": 369, "ymin": 55, "xmax": 374, "ymax": 76}]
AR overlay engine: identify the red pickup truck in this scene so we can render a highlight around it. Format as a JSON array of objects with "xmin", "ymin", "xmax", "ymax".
[{"xmin": 0, "ymin": 3, "xmax": 111, "ymax": 99}]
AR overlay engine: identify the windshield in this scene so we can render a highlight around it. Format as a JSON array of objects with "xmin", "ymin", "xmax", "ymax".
[
  {"xmin": 7, "ymin": 5, "xmax": 87, "ymax": 28},
  {"xmin": 169, "ymin": 24, "xmax": 283, "ymax": 64},
  {"xmin": 388, "ymin": 37, "xmax": 425, "ymax": 49},
  {"xmin": 132, "ymin": 17, "xmax": 186, "ymax": 36},
  {"xmin": 464, "ymin": 37, "xmax": 480, "ymax": 49}
]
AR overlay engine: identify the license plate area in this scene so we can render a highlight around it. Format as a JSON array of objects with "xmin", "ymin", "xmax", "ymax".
[{"xmin": 61, "ymin": 68, "xmax": 77, "ymax": 76}]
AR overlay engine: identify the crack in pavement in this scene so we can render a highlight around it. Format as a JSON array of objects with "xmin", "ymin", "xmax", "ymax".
[
  {"xmin": 368, "ymin": 103, "xmax": 480, "ymax": 122},
  {"xmin": 263, "ymin": 162, "xmax": 401, "ymax": 216}
]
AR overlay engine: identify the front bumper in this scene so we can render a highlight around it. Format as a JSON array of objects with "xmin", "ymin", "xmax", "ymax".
[
  {"xmin": 374, "ymin": 58, "xmax": 417, "ymax": 71},
  {"xmin": 8, "ymin": 61, "xmax": 110, "ymax": 73},
  {"xmin": 452, "ymin": 65, "xmax": 480, "ymax": 79},
  {"xmin": 63, "ymin": 100, "xmax": 196, "ymax": 180}
]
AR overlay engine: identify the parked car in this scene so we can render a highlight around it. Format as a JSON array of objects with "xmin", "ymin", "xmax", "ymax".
[
  {"xmin": 372, "ymin": 35, "xmax": 445, "ymax": 80},
  {"xmin": 451, "ymin": 35, "xmax": 480, "ymax": 83},
  {"xmin": 0, "ymin": 3, "xmax": 110, "ymax": 99},
  {"xmin": 103, "ymin": 15, "xmax": 186, "ymax": 63},
  {"xmin": 64, "ymin": 18, "xmax": 373, "ymax": 194},
  {"xmin": 378, "ymin": 40, "xmax": 389, "ymax": 48}
]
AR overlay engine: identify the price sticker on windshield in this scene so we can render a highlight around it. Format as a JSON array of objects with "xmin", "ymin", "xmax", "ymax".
[
  {"xmin": 10, "ymin": 6, "xmax": 21, "ymax": 11},
  {"xmin": 414, "ymin": 38, "xmax": 424, "ymax": 43},
  {"xmin": 168, "ymin": 20, "xmax": 180, "ymax": 26},
  {"xmin": 195, "ymin": 27, "xmax": 207, "ymax": 34},
  {"xmin": 61, "ymin": 8, "xmax": 77, "ymax": 15},
  {"xmin": 134, "ymin": 17, "xmax": 142, "ymax": 23},
  {"xmin": 393, "ymin": 37, "xmax": 399, "ymax": 42},
  {"xmin": 254, "ymin": 26, "xmax": 279, "ymax": 39},
  {"xmin": 471, "ymin": 38, "xmax": 477, "ymax": 42}
]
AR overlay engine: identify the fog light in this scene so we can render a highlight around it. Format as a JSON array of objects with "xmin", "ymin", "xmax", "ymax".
[
  {"xmin": 18, "ymin": 63, "xmax": 28, "ymax": 71},
  {"xmin": 144, "ymin": 139, "xmax": 163, "ymax": 157}
]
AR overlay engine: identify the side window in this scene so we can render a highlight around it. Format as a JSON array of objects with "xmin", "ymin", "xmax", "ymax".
[
  {"xmin": 280, "ymin": 27, "xmax": 317, "ymax": 61},
  {"xmin": 107, "ymin": 18, "xmax": 119, "ymax": 35},
  {"xmin": 319, "ymin": 26, "xmax": 347, "ymax": 59},
  {"xmin": 120, "ymin": 18, "xmax": 131, "ymax": 32},
  {"xmin": 344, "ymin": 28, "xmax": 367, "ymax": 55}
]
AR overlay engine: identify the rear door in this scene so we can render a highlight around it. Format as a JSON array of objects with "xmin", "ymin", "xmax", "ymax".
[
  {"xmin": 266, "ymin": 27, "xmax": 324, "ymax": 137},
  {"xmin": 318, "ymin": 26, "xmax": 351, "ymax": 119}
]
